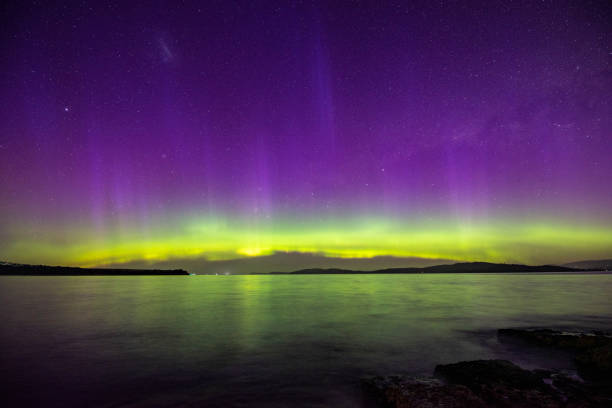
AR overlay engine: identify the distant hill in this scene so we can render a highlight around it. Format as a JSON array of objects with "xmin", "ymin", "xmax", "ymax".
[
  {"xmin": 0, "ymin": 262, "xmax": 189, "ymax": 276},
  {"xmin": 562, "ymin": 259, "xmax": 612, "ymax": 270},
  {"xmin": 283, "ymin": 262, "xmax": 584, "ymax": 274}
]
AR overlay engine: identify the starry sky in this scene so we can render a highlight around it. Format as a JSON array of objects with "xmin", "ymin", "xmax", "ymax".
[{"xmin": 1, "ymin": 1, "xmax": 611, "ymax": 273}]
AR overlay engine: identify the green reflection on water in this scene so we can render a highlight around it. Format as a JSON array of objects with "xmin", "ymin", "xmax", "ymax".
[{"xmin": 1, "ymin": 274, "xmax": 611, "ymax": 406}]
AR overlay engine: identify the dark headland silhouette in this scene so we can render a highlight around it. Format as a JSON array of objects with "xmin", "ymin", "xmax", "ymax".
[
  {"xmin": 0, "ymin": 262, "xmax": 189, "ymax": 276},
  {"xmin": 266, "ymin": 261, "xmax": 588, "ymax": 274}
]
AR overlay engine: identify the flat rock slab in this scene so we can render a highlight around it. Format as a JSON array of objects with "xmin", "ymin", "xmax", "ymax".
[
  {"xmin": 363, "ymin": 359, "xmax": 611, "ymax": 407},
  {"xmin": 362, "ymin": 376, "xmax": 486, "ymax": 408},
  {"xmin": 434, "ymin": 359, "xmax": 560, "ymax": 407},
  {"xmin": 498, "ymin": 328, "xmax": 612, "ymax": 381},
  {"xmin": 498, "ymin": 329, "xmax": 612, "ymax": 351}
]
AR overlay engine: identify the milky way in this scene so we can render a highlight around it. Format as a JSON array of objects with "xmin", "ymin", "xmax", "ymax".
[{"xmin": 1, "ymin": 1, "xmax": 611, "ymax": 271}]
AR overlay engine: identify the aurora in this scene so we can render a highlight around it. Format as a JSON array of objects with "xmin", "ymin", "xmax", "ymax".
[
  {"xmin": 3, "ymin": 213, "xmax": 612, "ymax": 271},
  {"xmin": 1, "ymin": 1, "xmax": 611, "ymax": 272},
  {"xmin": 3, "ymin": 2, "xmax": 612, "ymax": 407}
]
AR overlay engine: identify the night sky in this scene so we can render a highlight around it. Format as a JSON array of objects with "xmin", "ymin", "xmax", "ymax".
[{"xmin": 1, "ymin": 1, "xmax": 611, "ymax": 272}]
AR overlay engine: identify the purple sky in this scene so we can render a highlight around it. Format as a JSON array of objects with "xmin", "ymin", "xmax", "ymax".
[{"xmin": 1, "ymin": 1, "xmax": 611, "ymax": 271}]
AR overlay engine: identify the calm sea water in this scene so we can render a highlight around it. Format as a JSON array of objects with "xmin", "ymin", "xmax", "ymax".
[{"xmin": 1, "ymin": 273, "xmax": 611, "ymax": 407}]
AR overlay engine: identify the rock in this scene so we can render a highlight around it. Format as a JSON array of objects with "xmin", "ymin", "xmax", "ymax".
[
  {"xmin": 361, "ymin": 376, "xmax": 486, "ymax": 408},
  {"xmin": 434, "ymin": 359, "xmax": 547, "ymax": 390},
  {"xmin": 552, "ymin": 372, "xmax": 612, "ymax": 407},
  {"xmin": 362, "ymin": 359, "xmax": 612, "ymax": 407},
  {"xmin": 434, "ymin": 360, "xmax": 561, "ymax": 407},
  {"xmin": 498, "ymin": 328, "xmax": 612, "ymax": 383},
  {"xmin": 498, "ymin": 329, "xmax": 612, "ymax": 351},
  {"xmin": 575, "ymin": 344, "xmax": 612, "ymax": 381}
]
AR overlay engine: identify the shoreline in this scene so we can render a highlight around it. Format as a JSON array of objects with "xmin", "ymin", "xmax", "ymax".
[
  {"xmin": 3, "ymin": 260, "xmax": 606, "ymax": 276},
  {"xmin": 363, "ymin": 328, "xmax": 612, "ymax": 407}
]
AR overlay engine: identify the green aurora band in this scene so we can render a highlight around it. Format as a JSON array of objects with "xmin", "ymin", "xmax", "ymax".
[{"xmin": 3, "ymin": 213, "xmax": 612, "ymax": 268}]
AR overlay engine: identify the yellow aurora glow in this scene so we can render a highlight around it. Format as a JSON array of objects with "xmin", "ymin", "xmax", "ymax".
[{"xmin": 3, "ymin": 214, "xmax": 612, "ymax": 268}]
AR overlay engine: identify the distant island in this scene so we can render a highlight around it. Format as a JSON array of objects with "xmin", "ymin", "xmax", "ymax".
[
  {"xmin": 266, "ymin": 262, "xmax": 590, "ymax": 274},
  {"xmin": 0, "ymin": 262, "xmax": 189, "ymax": 276}
]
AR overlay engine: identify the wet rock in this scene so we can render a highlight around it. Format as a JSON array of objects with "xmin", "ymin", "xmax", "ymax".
[
  {"xmin": 498, "ymin": 328, "xmax": 612, "ymax": 382},
  {"xmin": 552, "ymin": 372, "xmax": 612, "ymax": 407},
  {"xmin": 361, "ymin": 376, "xmax": 486, "ymax": 408},
  {"xmin": 498, "ymin": 329, "xmax": 612, "ymax": 351},
  {"xmin": 434, "ymin": 359, "xmax": 561, "ymax": 407},
  {"xmin": 362, "ymin": 359, "xmax": 612, "ymax": 408},
  {"xmin": 434, "ymin": 359, "xmax": 547, "ymax": 390},
  {"xmin": 574, "ymin": 344, "xmax": 612, "ymax": 381}
]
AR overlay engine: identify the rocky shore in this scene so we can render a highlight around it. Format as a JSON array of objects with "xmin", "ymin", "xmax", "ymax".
[
  {"xmin": 498, "ymin": 328, "xmax": 612, "ymax": 380},
  {"xmin": 362, "ymin": 329, "xmax": 612, "ymax": 407}
]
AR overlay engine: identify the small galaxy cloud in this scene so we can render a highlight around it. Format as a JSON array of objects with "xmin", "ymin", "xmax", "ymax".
[{"xmin": 158, "ymin": 37, "xmax": 174, "ymax": 63}]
